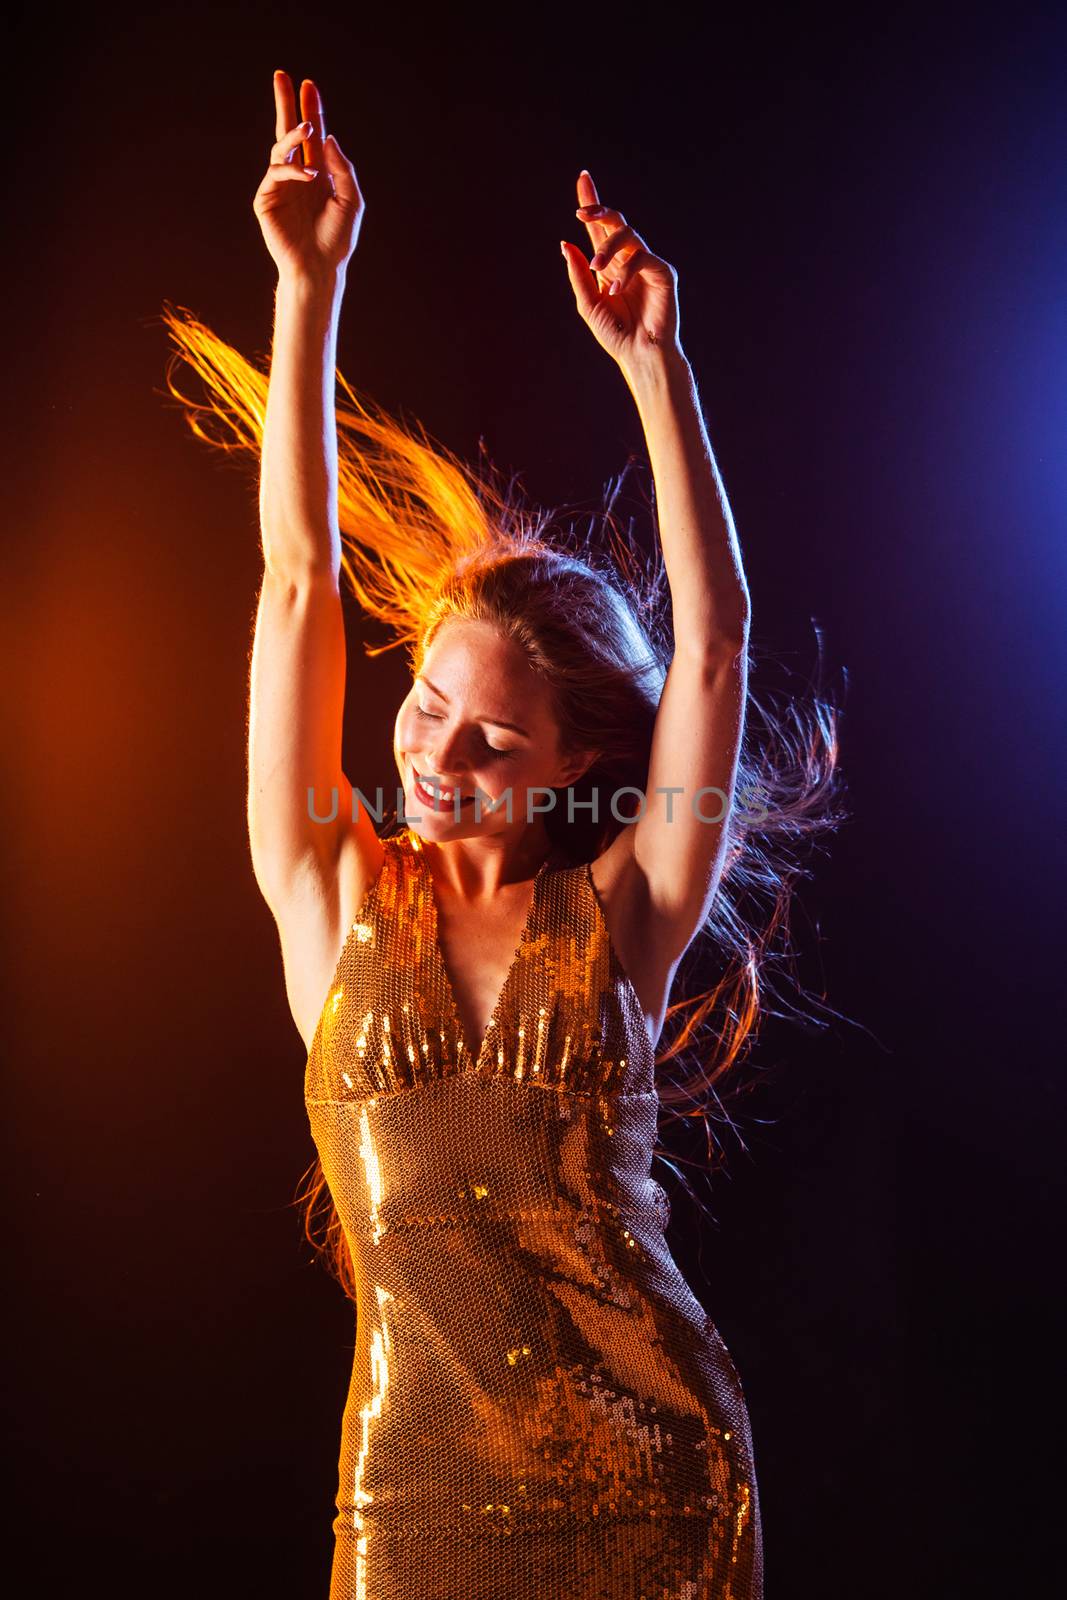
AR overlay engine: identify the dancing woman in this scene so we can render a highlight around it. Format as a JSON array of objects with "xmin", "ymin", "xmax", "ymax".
[{"xmin": 163, "ymin": 68, "xmax": 841, "ymax": 1600}]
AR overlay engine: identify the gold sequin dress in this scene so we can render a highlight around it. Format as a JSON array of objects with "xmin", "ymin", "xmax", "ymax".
[{"xmin": 304, "ymin": 827, "xmax": 763, "ymax": 1599}]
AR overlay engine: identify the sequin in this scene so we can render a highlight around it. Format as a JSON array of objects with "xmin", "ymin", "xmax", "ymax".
[{"xmin": 305, "ymin": 828, "xmax": 763, "ymax": 1598}]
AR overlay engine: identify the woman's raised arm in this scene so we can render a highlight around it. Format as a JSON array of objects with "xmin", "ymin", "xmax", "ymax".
[
  {"xmin": 562, "ymin": 171, "xmax": 751, "ymax": 970},
  {"xmin": 247, "ymin": 72, "xmax": 380, "ymax": 1049}
]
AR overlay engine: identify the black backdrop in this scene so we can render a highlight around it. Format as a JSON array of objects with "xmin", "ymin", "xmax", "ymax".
[{"xmin": 4, "ymin": 3, "xmax": 1064, "ymax": 1595}]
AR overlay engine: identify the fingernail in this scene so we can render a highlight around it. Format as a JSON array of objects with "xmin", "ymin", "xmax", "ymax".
[
  {"xmin": 608, "ymin": 280, "xmax": 620, "ymax": 297},
  {"xmin": 560, "ymin": 241, "xmax": 568, "ymax": 258},
  {"xmin": 304, "ymin": 167, "xmax": 319, "ymax": 178},
  {"xmin": 590, "ymin": 251, "xmax": 605, "ymax": 268},
  {"xmin": 301, "ymin": 120, "xmax": 314, "ymax": 134}
]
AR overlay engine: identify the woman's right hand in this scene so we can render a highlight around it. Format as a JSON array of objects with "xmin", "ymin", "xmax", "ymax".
[{"xmin": 253, "ymin": 72, "xmax": 363, "ymax": 282}]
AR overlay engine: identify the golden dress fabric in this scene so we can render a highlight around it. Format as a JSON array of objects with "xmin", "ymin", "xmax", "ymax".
[{"xmin": 304, "ymin": 827, "xmax": 763, "ymax": 1599}]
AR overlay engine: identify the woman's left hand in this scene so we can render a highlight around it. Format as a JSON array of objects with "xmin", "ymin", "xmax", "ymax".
[{"xmin": 561, "ymin": 169, "xmax": 682, "ymax": 372}]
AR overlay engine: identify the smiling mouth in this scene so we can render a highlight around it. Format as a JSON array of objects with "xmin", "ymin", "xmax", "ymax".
[{"xmin": 412, "ymin": 768, "xmax": 475, "ymax": 808}]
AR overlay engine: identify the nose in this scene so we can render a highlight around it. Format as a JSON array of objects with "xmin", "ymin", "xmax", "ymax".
[{"xmin": 424, "ymin": 724, "xmax": 471, "ymax": 780}]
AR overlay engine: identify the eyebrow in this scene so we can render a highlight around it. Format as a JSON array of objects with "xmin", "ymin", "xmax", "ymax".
[{"xmin": 416, "ymin": 675, "xmax": 530, "ymax": 738}]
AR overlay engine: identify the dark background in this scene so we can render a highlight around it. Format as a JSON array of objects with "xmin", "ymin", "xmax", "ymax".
[{"xmin": 4, "ymin": 2, "xmax": 1064, "ymax": 1594}]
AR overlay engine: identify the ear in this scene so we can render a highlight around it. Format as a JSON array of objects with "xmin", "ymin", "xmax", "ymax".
[{"xmin": 554, "ymin": 747, "xmax": 601, "ymax": 789}]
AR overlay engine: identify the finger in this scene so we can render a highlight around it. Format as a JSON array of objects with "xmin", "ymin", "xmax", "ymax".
[
  {"xmin": 561, "ymin": 241, "xmax": 629, "ymax": 339},
  {"xmin": 562, "ymin": 240, "xmax": 626, "ymax": 329},
  {"xmin": 588, "ymin": 223, "xmax": 643, "ymax": 273},
  {"xmin": 258, "ymin": 162, "xmax": 319, "ymax": 195},
  {"xmin": 322, "ymin": 133, "xmax": 361, "ymax": 207},
  {"xmin": 612, "ymin": 246, "xmax": 663, "ymax": 290},
  {"xmin": 576, "ymin": 202, "xmax": 625, "ymax": 258},
  {"xmin": 560, "ymin": 240, "xmax": 601, "ymax": 322},
  {"xmin": 576, "ymin": 167, "xmax": 600, "ymax": 209},
  {"xmin": 273, "ymin": 70, "xmax": 298, "ymax": 142},
  {"xmin": 300, "ymin": 79, "xmax": 326, "ymax": 175},
  {"xmin": 271, "ymin": 122, "xmax": 315, "ymax": 166},
  {"xmin": 575, "ymin": 170, "xmax": 616, "ymax": 251},
  {"xmin": 576, "ymin": 203, "xmax": 623, "ymax": 225}
]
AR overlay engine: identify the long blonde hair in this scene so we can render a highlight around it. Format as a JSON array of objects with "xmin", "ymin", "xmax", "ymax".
[{"xmin": 159, "ymin": 300, "xmax": 846, "ymax": 1305}]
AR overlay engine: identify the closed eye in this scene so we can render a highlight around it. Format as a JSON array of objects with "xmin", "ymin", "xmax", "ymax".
[{"xmin": 415, "ymin": 705, "xmax": 517, "ymax": 760}]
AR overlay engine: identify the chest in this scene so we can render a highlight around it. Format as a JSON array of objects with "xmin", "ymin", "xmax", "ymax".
[
  {"xmin": 305, "ymin": 839, "xmax": 660, "ymax": 1102},
  {"xmin": 432, "ymin": 886, "xmax": 536, "ymax": 1061}
]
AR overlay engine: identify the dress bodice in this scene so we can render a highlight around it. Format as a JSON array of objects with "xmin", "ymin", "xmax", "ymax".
[{"xmin": 305, "ymin": 825, "xmax": 656, "ymax": 1106}]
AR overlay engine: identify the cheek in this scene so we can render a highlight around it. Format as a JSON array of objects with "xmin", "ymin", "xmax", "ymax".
[{"xmin": 503, "ymin": 753, "xmax": 547, "ymax": 792}]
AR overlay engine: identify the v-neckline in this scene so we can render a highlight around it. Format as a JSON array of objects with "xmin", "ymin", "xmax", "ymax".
[{"xmin": 415, "ymin": 836, "xmax": 560, "ymax": 1071}]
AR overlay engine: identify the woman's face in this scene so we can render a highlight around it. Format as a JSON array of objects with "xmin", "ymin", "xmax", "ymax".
[{"xmin": 394, "ymin": 618, "xmax": 588, "ymax": 840}]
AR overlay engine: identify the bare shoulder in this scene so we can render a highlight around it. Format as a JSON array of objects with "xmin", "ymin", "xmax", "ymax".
[
  {"xmin": 588, "ymin": 826, "xmax": 686, "ymax": 1055},
  {"xmin": 275, "ymin": 811, "xmax": 387, "ymax": 1056}
]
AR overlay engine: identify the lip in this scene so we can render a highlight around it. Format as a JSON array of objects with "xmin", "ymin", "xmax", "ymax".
[{"xmin": 412, "ymin": 767, "xmax": 474, "ymax": 810}]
